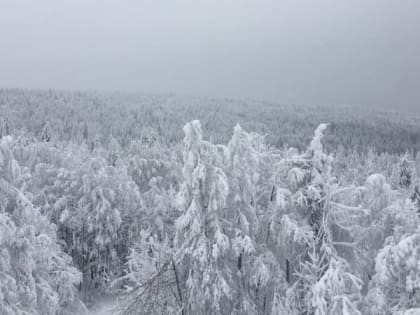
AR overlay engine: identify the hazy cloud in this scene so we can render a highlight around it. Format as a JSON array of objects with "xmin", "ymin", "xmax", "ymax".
[{"xmin": 0, "ymin": 0, "xmax": 419, "ymax": 112}]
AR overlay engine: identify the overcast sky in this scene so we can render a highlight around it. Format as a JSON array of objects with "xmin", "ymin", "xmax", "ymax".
[{"xmin": 0, "ymin": 1, "xmax": 419, "ymax": 112}]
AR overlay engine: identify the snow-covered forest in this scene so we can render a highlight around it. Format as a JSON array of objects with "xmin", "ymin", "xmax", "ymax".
[{"xmin": 1, "ymin": 88, "xmax": 420, "ymax": 315}]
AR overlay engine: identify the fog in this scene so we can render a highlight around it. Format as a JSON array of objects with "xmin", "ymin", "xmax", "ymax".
[{"xmin": 0, "ymin": 0, "xmax": 419, "ymax": 112}]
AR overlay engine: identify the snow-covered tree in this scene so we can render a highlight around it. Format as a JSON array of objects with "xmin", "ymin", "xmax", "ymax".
[
  {"xmin": 115, "ymin": 230, "xmax": 179, "ymax": 315},
  {"xmin": 226, "ymin": 124, "xmax": 284, "ymax": 314},
  {"xmin": 412, "ymin": 183, "xmax": 420, "ymax": 215},
  {"xmin": 0, "ymin": 117, "xmax": 11, "ymax": 137},
  {"xmin": 268, "ymin": 124, "xmax": 365, "ymax": 314},
  {"xmin": 399, "ymin": 154, "xmax": 414, "ymax": 189},
  {"xmin": 174, "ymin": 120, "xmax": 232, "ymax": 314},
  {"xmin": 107, "ymin": 134, "xmax": 121, "ymax": 166},
  {"xmin": 367, "ymin": 228, "xmax": 420, "ymax": 314},
  {"xmin": 0, "ymin": 136, "xmax": 85, "ymax": 315},
  {"xmin": 41, "ymin": 121, "xmax": 52, "ymax": 142}
]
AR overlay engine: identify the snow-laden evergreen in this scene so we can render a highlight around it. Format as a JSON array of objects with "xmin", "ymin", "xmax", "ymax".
[{"xmin": 0, "ymin": 136, "xmax": 86, "ymax": 314}]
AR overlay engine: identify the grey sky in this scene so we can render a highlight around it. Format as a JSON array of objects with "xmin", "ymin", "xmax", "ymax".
[{"xmin": 0, "ymin": 0, "xmax": 419, "ymax": 112}]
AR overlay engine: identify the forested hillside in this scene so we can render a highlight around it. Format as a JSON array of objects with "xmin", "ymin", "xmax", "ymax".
[
  {"xmin": 2, "ymin": 89, "xmax": 420, "ymax": 154},
  {"xmin": 1, "ymin": 89, "xmax": 420, "ymax": 314}
]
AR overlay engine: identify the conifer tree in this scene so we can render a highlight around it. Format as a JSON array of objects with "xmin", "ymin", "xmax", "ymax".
[
  {"xmin": 399, "ymin": 154, "xmax": 413, "ymax": 188},
  {"xmin": 41, "ymin": 121, "xmax": 52, "ymax": 142},
  {"xmin": 271, "ymin": 124, "xmax": 363, "ymax": 314},
  {"xmin": 0, "ymin": 136, "xmax": 85, "ymax": 315},
  {"xmin": 175, "ymin": 120, "xmax": 232, "ymax": 314},
  {"xmin": 412, "ymin": 183, "xmax": 420, "ymax": 216}
]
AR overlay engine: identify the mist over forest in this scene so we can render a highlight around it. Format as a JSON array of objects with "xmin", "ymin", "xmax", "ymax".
[{"xmin": 1, "ymin": 0, "xmax": 420, "ymax": 314}]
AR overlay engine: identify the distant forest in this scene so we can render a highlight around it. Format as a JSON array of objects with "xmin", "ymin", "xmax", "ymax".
[{"xmin": 1, "ymin": 89, "xmax": 420, "ymax": 154}]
